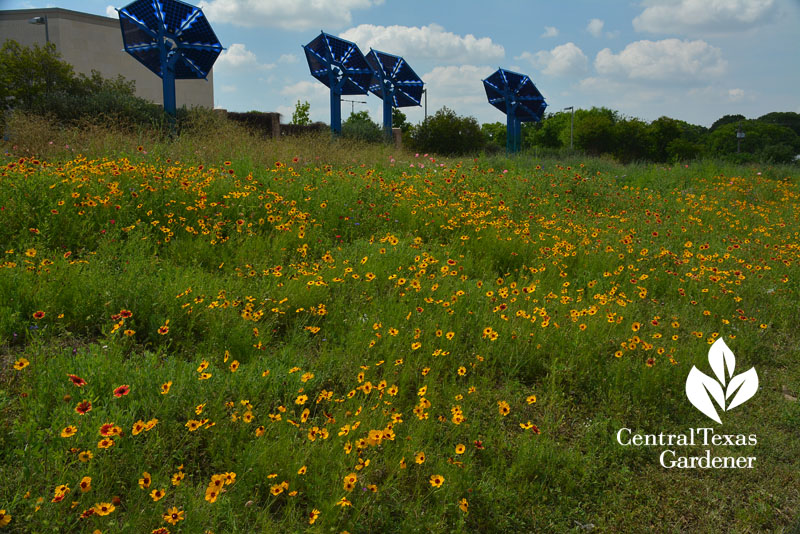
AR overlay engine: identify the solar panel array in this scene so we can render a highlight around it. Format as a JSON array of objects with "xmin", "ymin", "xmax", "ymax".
[
  {"xmin": 303, "ymin": 33, "xmax": 372, "ymax": 96},
  {"xmin": 483, "ymin": 67, "xmax": 547, "ymax": 153},
  {"xmin": 119, "ymin": 0, "xmax": 222, "ymax": 80},
  {"xmin": 366, "ymin": 49, "xmax": 424, "ymax": 108},
  {"xmin": 483, "ymin": 68, "xmax": 547, "ymax": 122}
]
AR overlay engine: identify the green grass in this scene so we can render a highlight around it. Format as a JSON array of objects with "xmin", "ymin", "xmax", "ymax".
[{"xmin": 0, "ymin": 116, "xmax": 799, "ymax": 533}]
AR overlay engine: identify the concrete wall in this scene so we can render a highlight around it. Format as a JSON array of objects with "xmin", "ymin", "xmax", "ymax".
[{"xmin": 0, "ymin": 8, "xmax": 214, "ymax": 109}]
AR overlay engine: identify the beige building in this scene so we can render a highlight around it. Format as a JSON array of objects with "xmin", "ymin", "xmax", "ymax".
[{"xmin": 0, "ymin": 7, "xmax": 214, "ymax": 109}]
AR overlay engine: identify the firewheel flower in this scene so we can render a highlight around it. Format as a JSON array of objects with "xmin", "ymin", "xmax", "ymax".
[{"xmin": 113, "ymin": 385, "xmax": 130, "ymax": 397}]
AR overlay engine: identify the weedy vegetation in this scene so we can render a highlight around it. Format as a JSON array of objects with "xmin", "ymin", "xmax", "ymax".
[{"xmin": 0, "ymin": 113, "xmax": 799, "ymax": 533}]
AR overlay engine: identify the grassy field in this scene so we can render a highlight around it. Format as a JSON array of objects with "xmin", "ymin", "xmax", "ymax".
[{"xmin": 1, "ymin": 116, "xmax": 799, "ymax": 533}]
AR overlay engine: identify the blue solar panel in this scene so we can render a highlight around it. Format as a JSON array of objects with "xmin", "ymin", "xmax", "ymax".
[
  {"xmin": 366, "ymin": 49, "xmax": 423, "ymax": 108},
  {"xmin": 118, "ymin": 0, "xmax": 222, "ymax": 80},
  {"xmin": 483, "ymin": 68, "xmax": 546, "ymax": 122},
  {"xmin": 303, "ymin": 32, "xmax": 371, "ymax": 95}
]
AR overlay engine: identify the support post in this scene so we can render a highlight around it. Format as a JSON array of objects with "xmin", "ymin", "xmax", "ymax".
[
  {"xmin": 383, "ymin": 93, "xmax": 393, "ymax": 141},
  {"xmin": 330, "ymin": 90, "xmax": 341, "ymax": 135}
]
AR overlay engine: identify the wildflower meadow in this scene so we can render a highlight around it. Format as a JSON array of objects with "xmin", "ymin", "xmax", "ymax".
[{"xmin": 1, "ymin": 128, "xmax": 799, "ymax": 532}]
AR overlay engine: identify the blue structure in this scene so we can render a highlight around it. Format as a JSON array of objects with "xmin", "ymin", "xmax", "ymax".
[
  {"xmin": 365, "ymin": 49, "xmax": 424, "ymax": 139},
  {"xmin": 303, "ymin": 32, "xmax": 372, "ymax": 135},
  {"xmin": 483, "ymin": 68, "xmax": 547, "ymax": 153},
  {"xmin": 118, "ymin": 0, "xmax": 222, "ymax": 117}
]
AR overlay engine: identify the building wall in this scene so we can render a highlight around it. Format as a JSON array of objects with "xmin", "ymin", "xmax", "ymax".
[{"xmin": 0, "ymin": 8, "xmax": 214, "ymax": 109}]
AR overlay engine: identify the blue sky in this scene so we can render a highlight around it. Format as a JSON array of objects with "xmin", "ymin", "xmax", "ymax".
[{"xmin": 5, "ymin": 0, "xmax": 800, "ymax": 127}]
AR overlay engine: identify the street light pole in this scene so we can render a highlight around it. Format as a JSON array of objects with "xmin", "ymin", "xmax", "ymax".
[
  {"xmin": 28, "ymin": 15, "xmax": 50, "ymax": 44},
  {"xmin": 563, "ymin": 106, "xmax": 574, "ymax": 150}
]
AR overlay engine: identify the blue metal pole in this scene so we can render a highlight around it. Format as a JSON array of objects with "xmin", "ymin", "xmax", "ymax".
[
  {"xmin": 383, "ymin": 89, "xmax": 393, "ymax": 141},
  {"xmin": 514, "ymin": 118, "xmax": 521, "ymax": 152},
  {"xmin": 330, "ymin": 89, "xmax": 341, "ymax": 135},
  {"xmin": 163, "ymin": 67, "xmax": 176, "ymax": 116}
]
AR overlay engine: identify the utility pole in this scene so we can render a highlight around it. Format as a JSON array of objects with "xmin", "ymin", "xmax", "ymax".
[
  {"xmin": 563, "ymin": 106, "xmax": 574, "ymax": 150},
  {"xmin": 736, "ymin": 122, "xmax": 745, "ymax": 153},
  {"xmin": 341, "ymin": 98, "xmax": 366, "ymax": 116}
]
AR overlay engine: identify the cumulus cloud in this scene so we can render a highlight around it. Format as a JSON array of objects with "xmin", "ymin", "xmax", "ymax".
[
  {"xmin": 517, "ymin": 43, "xmax": 589, "ymax": 78},
  {"xmin": 198, "ymin": 0, "xmax": 383, "ymax": 30},
  {"xmin": 587, "ymin": 19, "xmax": 604, "ymax": 37},
  {"xmin": 541, "ymin": 26, "xmax": 559, "ymax": 38},
  {"xmin": 338, "ymin": 24, "xmax": 504, "ymax": 64},
  {"xmin": 728, "ymin": 88, "xmax": 745, "ymax": 101},
  {"xmin": 633, "ymin": 0, "xmax": 778, "ymax": 35},
  {"xmin": 594, "ymin": 39, "xmax": 726, "ymax": 82},
  {"xmin": 105, "ymin": 5, "xmax": 116, "ymax": 18},
  {"xmin": 215, "ymin": 43, "xmax": 273, "ymax": 71},
  {"xmin": 419, "ymin": 64, "xmax": 495, "ymax": 119},
  {"xmin": 278, "ymin": 54, "xmax": 299, "ymax": 64}
]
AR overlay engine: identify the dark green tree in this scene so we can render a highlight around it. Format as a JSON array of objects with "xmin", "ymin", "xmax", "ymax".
[
  {"xmin": 341, "ymin": 110, "xmax": 383, "ymax": 143},
  {"xmin": 409, "ymin": 107, "xmax": 484, "ymax": 156},
  {"xmin": 757, "ymin": 111, "xmax": 800, "ymax": 137},
  {"xmin": 710, "ymin": 114, "xmax": 745, "ymax": 131}
]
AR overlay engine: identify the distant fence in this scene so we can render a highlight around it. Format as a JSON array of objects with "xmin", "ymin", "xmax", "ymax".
[{"xmin": 220, "ymin": 110, "xmax": 328, "ymax": 138}]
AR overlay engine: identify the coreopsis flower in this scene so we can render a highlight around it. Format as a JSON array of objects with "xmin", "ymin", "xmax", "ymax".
[
  {"xmin": 139, "ymin": 472, "xmax": 152, "ymax": 489},
  {"xmin": 150, "ymin": 489, "xmax": 166, "ymax": 502},
  {"xmin": 160, "ymin": 381, "xmax": 172, "ymax": 394},
  {"xmin": 162, "ymin": 507, "xmax": 184, "ymax": 525},
  {"xmin": 0, "ymin": 509, "xmax": 10, "ymax": 526},
  {"xmin": 308, "ymin": 509, "xmax": 321, "ymax": 524},
  {"xmin": 93, "ymin": 502, "xmax": 115, "ymax": 516},
  {"xmin": 429, "ymin": 474, "xmax": 444, "ymax": 488},
  {"xmin": 61, "ymin": 426, "xmax": 78, "ymax": 438},
  {"xmin": 13, "ymin": 358, "xmax": 29, "ymax": 371},
  {"xmin": 79, "ymin": 477, "xmax": 91, "ymax": 493}
]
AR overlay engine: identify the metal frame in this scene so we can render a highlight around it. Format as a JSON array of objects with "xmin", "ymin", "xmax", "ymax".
[
  {"xmin": 483, "ymin": 68, "xmax": 547, "ymax": 154},
  {"xmin": 118, "ymin": 0, "xmax": 222, "ymax": 116}
]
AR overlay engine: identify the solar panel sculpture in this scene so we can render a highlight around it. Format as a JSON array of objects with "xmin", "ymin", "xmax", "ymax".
[
  {"xmin": 366, "ymin": 49, "xmax": 424, "ymax": 140},
  {"xmin": 483, "ymin": 68, "xmax": 547, "ymax": 153},
  {"xmin": 303, "ymin": 32, "xmax": 372, "ymax": 135},
  {"xmin": 118, "ymin": 0, "xmax": 222, "ymax": 117}
]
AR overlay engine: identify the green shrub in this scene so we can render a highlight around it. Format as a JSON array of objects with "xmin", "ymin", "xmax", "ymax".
[
  {"xmin": 341, "ymin": 110, "xmax": 384, "ymax": 143},
  {"xmin": 409, "ymin": 106, "xmax": 485, "ymax": 156}
]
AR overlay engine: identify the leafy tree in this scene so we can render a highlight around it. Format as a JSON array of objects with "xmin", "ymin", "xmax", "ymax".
[
  {"xmin": 291, "ymin": 100, "xmax": 311, "ymax": 125},
  {"xmin": 481, "ymin": 122, "xmax": 506, "ymax": 151},
  {"xmin": 531, "ymin": 111, "xmax": 569, "ymax": 148},
  {"xmin": 341, "ymin": 110, "xmax": 383, "ymax": 143},
  {"xmin": 0, "ymin": 39, "xmax": 77, "ymax": 111},
  {"xmin": 648, "ymin": 116, "xmax": 682, "ymax": 162},
  {"xmin": 1, "ymin": 39, "xmax": 161, "ymax": 127},
  {"xmin": 706, "ymin": 120, "xmax": 800, "ymax": 163},
  {"xmin": 409, "ymin": 107, "xmax": 484, "ymax": 156},
  {"xmin": 391, "ymin": 108, "xmax": 410, "ymax": 133},
  {"xmin": 710, "ymin": 114, "xmax": 745, "ymax": 132},
  {"xmin": 757, "ymin": 111, "xmax": 800, "ymax": 137},
  {"xmin": 613, "ymin": 117, "xmax": 652, "ymax": 163},
  {"xmin": 572, "ymin": 107, "xmax": 617, "ymax": 154}
]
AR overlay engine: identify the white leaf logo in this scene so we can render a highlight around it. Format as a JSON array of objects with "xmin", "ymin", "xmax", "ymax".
[{"xmin": 685, "ymin": 338, "xmax": 758, "ymax": 424}]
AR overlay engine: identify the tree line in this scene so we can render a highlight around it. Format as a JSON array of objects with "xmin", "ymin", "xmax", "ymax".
[{"xmin": 3, "ymin": 38, "xmax": 798, "ymax": 164}]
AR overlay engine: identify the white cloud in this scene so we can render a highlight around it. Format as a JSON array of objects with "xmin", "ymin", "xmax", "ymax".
[
  {"xmin": 587, "ymin": 19, "xmax": 604, "ymax": 37},
  {"xmin": 421, "ymin": 64, "xmax": 493, "ymax": 118},
  {"xmin": 339, "ymin": 24, "xmax": 504, "ymax": 64},
  {"xmin": 541, "ymin": 26, "xmax": 559, "ymax": 38},
  {"xmin": 220, "ymin": 85, "xmax": 237, "ymax": 93},
  {"xmin": 198, "ymin": 0, "xmax": 383, "ymax": 30},
  {"xmin": 105, "ymin": 5, "xmax": 116, "ymax": 18},
  {"xmin": 216, "ymin": 43, "xmax": 274, "ymax": 71},
  {"xmin": 517, "ymin": 43, "xmax": 589, "ymax": 78},
  {"xmin": 278, "ymin": 54, "xmax": 299, "ymax": 64},
  {"xmin": 633, "ymin": 0, "xmax": 778, "ymax": 35},
  {"xmin": 594, "ymin": 39, "xmax": 726, "ymax": 82},
  {"xmin": 728, "ymin": 88, "xmax": 745, "ymax": 101}
]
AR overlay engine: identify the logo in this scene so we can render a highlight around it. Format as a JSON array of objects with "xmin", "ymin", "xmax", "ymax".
[{"xmin": 685, "ymin": 337, "xmax": 758, "ymax": 424}]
